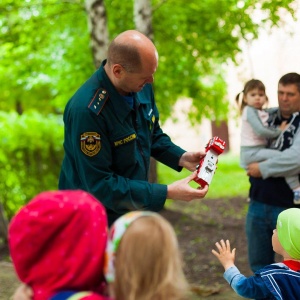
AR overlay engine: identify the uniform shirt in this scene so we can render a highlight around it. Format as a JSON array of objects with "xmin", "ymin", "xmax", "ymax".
[{"xmin": 59, "ymin": 60, "xmax": 186, "ymax": 221}]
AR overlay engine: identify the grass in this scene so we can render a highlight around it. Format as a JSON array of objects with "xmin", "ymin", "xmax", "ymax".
[{"xmin": 157, "ymin": 152, "xmax": 250, "ymax": 200}]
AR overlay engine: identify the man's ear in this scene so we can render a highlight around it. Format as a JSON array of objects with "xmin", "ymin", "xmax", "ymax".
[{"xmin": 112, "ymin": 64, "xmax": 124, "ymax": 79}]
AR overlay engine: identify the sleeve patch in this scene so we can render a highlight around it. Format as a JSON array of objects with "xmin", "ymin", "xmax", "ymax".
[{"xmin": 80, "ymin": 132, "xmax": 101, "ymax": 156}]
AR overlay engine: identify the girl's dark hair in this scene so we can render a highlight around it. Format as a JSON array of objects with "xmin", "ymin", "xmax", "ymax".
[{"xmin": 235, "ymin": 79, "xmax": 268, "ymax": 113}]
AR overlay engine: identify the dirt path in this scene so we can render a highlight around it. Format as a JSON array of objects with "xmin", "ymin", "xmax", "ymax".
[{"xmin": 0, "ymin": 261, "xmax": 20, "ymax": 299}]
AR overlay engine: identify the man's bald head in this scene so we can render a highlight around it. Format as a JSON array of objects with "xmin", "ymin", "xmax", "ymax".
[{"xmin": 107, "ymin": 30, "xmax": 158, "ymax": 73}]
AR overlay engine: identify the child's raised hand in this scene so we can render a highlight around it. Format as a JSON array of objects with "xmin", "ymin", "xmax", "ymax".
[{"xmin": 212, "ymin": 239, "xmax": 236, "ymax": 271}]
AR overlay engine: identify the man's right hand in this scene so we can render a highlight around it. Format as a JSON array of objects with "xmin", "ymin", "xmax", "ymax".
[
  {"xmin": 11, "ymin": 284, "xmax": 33, "ymax": 300},
  {"xmin": 167, "ymin": 171, "xmax": 209, "ymax": 201},
  {"xmin": 247, "ymin": 163, "xmax": 262, "ymax": 178}
]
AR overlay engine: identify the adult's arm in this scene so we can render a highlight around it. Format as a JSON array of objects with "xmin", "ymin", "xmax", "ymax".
[{"xmin": 258, "ymin": 129, "xmax": 300, "ymax": 178}]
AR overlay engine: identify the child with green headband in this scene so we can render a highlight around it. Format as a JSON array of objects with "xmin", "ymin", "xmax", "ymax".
[{"xmin": 212, "ymin": 208, "xmax": 300, "ymax": 299}]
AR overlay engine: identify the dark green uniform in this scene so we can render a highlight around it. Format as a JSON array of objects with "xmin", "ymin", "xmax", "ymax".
[{"xmin": 59, "ymin": 61, "xmax": 186, "ymax": 224}]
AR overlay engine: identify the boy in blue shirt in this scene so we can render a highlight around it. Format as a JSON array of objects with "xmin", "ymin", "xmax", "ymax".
[{"xmin": 212, "ymin": 208, "xmax": 300, "ymax": 300}]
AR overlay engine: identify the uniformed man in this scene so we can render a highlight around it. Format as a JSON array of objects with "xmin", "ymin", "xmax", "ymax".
[{"xmin": 59, "ymin": 30, "xmax": 209, "ymax": 225}]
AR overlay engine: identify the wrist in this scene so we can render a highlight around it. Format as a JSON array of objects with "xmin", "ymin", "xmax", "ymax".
[
  {"xmin": 167, "ymin": 185, "xmax": 174, "ymax": 200},
  {"xmin": 224, "ymin": 263, "xmax": 234, "ymax": 271}
]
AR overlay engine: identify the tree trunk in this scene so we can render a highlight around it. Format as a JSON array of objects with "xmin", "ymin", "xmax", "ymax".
[
  {"xmin": 211, "ymin": 120, "xmax": 230, "ymax": 153},
  {"xmin": 134, "ymin": 0, "xmax": 154, "ymax": 40},
  {"xmin": 16, "ymin": 100, "xmax": 23, "ymax": 115},
  {"xmin": 0, "ymin": 203, "xmax": 8, "ymax": 243},
  {"xmin": 134, "ymin": 0, "xmax": 157, "ymax": 183},
  {"xmin": 85, "ymin": 0, "xmax": 109, "ymax": 69}
]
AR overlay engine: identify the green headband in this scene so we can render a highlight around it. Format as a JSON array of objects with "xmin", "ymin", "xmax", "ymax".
[{"xmin": 277, "ymin": 208, "xmax": 300, "ymax": 260}]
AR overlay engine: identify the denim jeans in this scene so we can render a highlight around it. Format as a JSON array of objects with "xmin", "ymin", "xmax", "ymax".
[{"xmin": 245, "ymin": 200, "xmax": 287, "ymax": 273}]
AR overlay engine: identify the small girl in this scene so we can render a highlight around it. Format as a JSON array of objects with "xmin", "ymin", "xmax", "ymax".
[
  {"xmin": 236, "ymin": 79, "xmax": 300, "ymax": 204},
  {"xmin": 104, "ymin": 211, "xmax": 189, "ymax": 300},
  {"xmin": 212, "ymin": 208, "xmax": 300, "ymax": 299}
]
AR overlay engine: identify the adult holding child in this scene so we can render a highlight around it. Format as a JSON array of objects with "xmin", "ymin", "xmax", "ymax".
[
  {"xmin": 58, "ymin": 29, "xmax": 208, "ymax": 226},
  {"xmin": 236, "ymin": 78, "xmax": 299, "ymax": 197},
  {"xmin": 246, "ymin": 72, "xmax": 300, "ymax": 272}
]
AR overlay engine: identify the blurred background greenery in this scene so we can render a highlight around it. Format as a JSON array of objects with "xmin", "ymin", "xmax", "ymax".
[{"xmin": 159, "ymin": 153, "xmax": 250, "ymax": 200}]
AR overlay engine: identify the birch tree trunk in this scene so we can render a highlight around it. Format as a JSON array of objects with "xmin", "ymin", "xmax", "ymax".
[
  {"xmin": 134, "ymin": 0, "xmax": 157, "ymax": 183},
  {"xmin": 134, "ymin": 0, "xmax": 153, "ymax": 40},
  {"xmin": 85, "ymin": 0, "xmax": 109, "ymax": 69}
]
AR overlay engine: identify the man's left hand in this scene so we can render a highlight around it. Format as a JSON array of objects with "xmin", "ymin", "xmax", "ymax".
[{"xmin": 178, "ymin": 151, "xmax": 206, "ymax": 172}]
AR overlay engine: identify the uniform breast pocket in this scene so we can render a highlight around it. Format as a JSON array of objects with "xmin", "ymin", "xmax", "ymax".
[{"xmin": 111, "ymin": 132, "xmax": 138, "ymax": 170}]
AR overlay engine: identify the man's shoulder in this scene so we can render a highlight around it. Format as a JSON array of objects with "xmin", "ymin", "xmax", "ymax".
[
  {"xmin": 67, "ymin": 70, "xmax": 110, "ymax": 115},
  {"xmin": 87, "ymin": 88, "xmax": 109, "ymax": 116}
]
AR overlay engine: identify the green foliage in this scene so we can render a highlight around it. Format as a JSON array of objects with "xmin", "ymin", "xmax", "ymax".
[
  {"xmin": 158, "ymin": 153, "xmax": 250, "ymax": 199},
  {"xmin": 0, "ymin": 0, "xmax": 94, "ymax": 113},
  {"xmin": 1, "ymin": 0, "xmax": 297, "ymax": 121},
  {"xmin": 151, "ymin": 0, "xmax": 296, "ymax": 122},
  {"xmin": 0, "ymin": 111, "xmax": 64, "ymax": 218},
  {"xmin": 105, "ymin": 0, "xmax": 297, "ymax": 122}
]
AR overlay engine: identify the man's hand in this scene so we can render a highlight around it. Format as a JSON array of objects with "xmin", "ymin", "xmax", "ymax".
[
  {"xmin": 167, "ymin": 171, "xmax": 209, "ymax": 201},
  {"xmin": 178, "ymin": 151, "xmax": 206, "ymax": 172},
  {"xmin": 11, "ymin": 284, "xmax": 33, "ymax": 300},
  {"xmin": 246, "ymin": 163, "xmax": 262, "ymax": 177},
  {"xmin": 212, "ymin": 239, "xmax": 236, "ymax": 271}
]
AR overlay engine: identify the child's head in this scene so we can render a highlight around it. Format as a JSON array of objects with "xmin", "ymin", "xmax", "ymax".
[
  {"xmin": 236, "ymin": 79, "xmax": 268, "ymax": 113},
  {"xmin": 8, "ymin": 190, "xmax": 108, "ymax": 300},
  {"xmin": 104, "ymin": 211, "xmax": 188, "ymax": 300},
  {"xmin": 273, "ymin": 208, "xmax": 300, "ymax": 260}
]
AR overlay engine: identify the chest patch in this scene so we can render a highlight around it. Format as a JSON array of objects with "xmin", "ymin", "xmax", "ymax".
[
  {"xmin": 113, "ymin": 133, "xmax": 137, "ymax": 147},
  {"xmin": 80, "ymin": 132, "xmax": 101, "ymax": 156}
]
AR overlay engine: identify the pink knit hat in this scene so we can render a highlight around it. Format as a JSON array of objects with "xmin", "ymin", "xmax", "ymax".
[{"xmin": 9, "ymin": 190, "xmax": 108, "ymax": 300}]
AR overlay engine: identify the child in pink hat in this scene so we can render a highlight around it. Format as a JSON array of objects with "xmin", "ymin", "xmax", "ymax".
[{"xmin": 9, "ymin": 190, "xmax": 109, "ymax": 300}]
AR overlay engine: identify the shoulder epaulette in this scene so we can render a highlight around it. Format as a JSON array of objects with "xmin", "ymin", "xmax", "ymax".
[{"xmin": 88, "ymin": 88, "xmax": 109, "ymax": 115}]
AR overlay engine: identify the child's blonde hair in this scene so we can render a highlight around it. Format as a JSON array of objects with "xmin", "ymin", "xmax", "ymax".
[
  {"xmin": 235, "ymin": 79, "xmax": 268, "ymax": 114},
  {"xmin": 113, "ymin": 214, "xmax": 189, "ymax": 300}
]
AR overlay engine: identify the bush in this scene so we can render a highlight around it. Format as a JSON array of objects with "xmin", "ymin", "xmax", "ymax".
[{"xmin": 0, "ymin": 111, "xmax": 64, "ymax": 219}]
